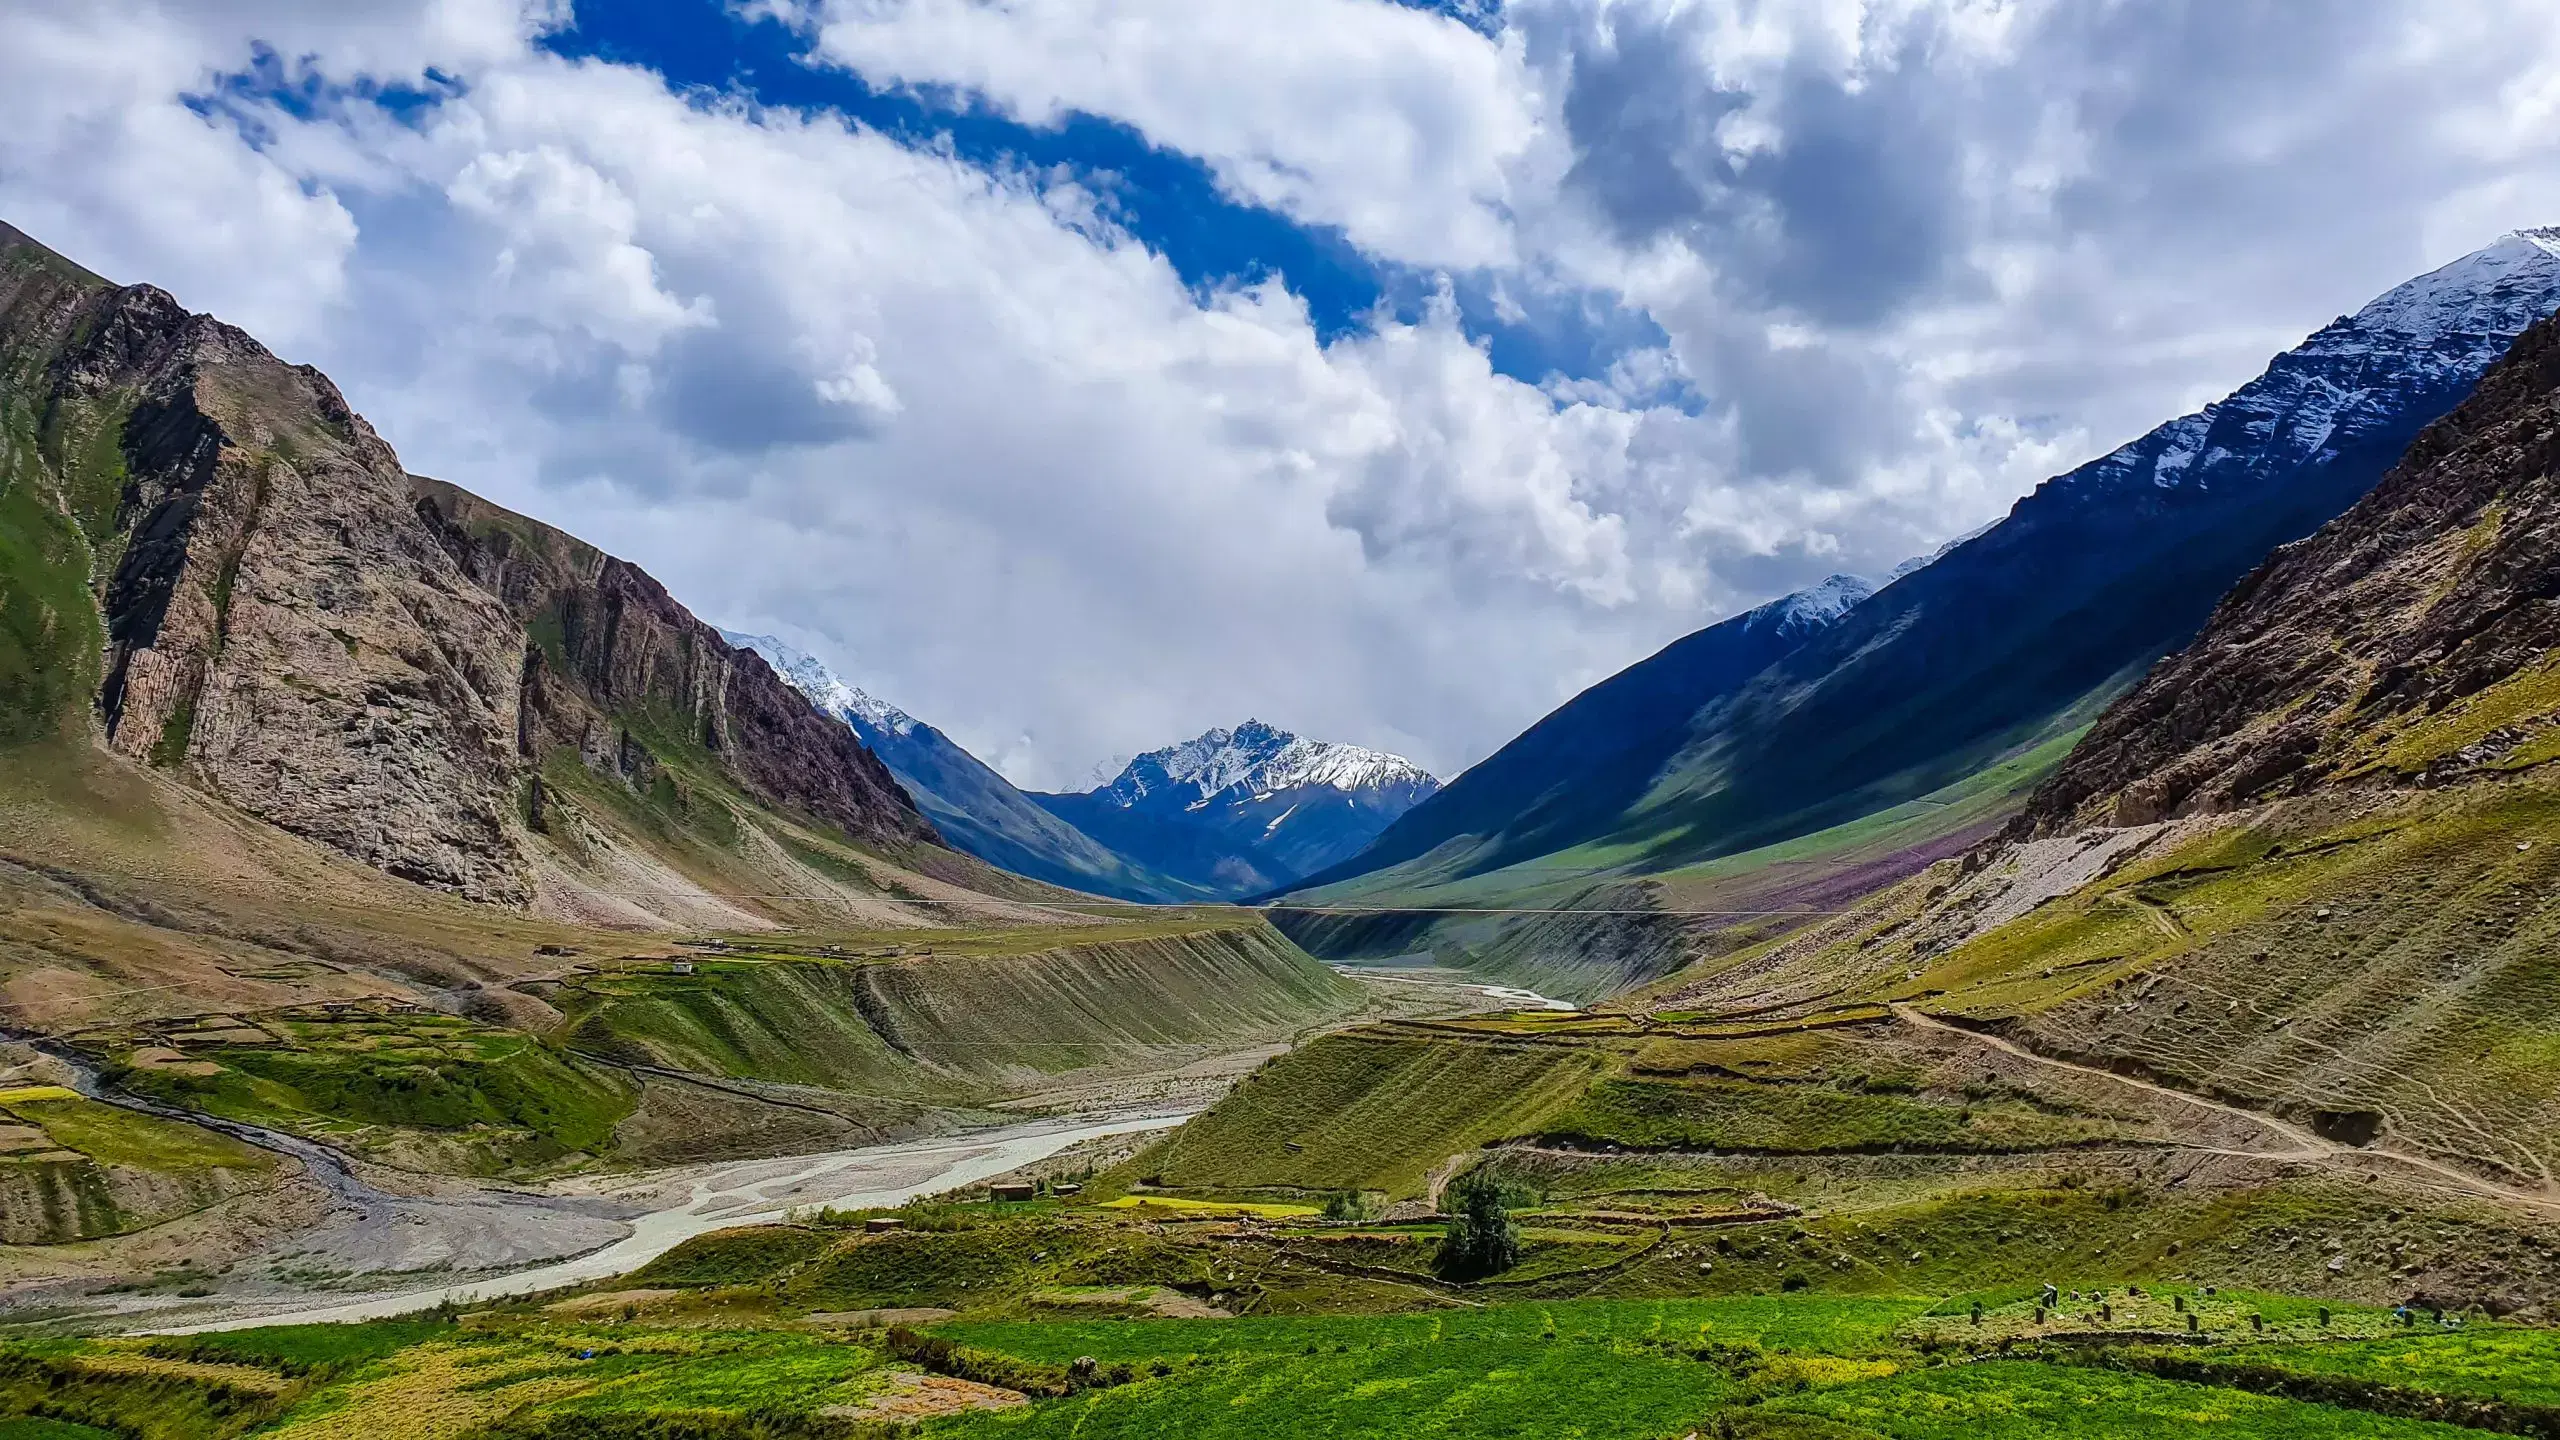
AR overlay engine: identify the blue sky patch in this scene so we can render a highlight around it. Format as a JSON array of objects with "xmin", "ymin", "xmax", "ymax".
[{"xmin": 536, "ymin": 0, "xmax": 1658, "ymax": 395}]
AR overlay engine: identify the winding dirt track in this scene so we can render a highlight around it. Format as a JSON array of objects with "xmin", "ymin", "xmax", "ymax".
[{"xmin": 1886, "ymin": 1003, "xmax": 2560, "ymax": 1217}]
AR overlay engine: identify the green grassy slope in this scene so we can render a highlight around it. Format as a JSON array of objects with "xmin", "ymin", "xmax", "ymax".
[
  {"xmin": 1272, "ymin": 729, "xmax": 2075, "ymax": 1001},
  {"xmin": 0, "ymin": 1087, "xmax": 279, "ymax": 1243},
  {"xmin": 1645, "ymin": 771, "xmax": 2560, "ymax": 1191},
  {"xmin": 1126, "ymin": 1029, "xmax": 1608, "ymax": 1197},
  {"xmin": 548, "ymin": 921, "xmax": 1362, "ymax": 1096}
]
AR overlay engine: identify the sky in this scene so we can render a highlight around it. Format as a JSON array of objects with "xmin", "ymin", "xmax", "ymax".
[{"xmin": 7, "ymin": 1, "xmax": 2560, "ymax": 790}]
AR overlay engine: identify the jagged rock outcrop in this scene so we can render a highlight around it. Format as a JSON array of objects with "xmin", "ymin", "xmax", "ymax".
[
  {"xmin": 2, "ymin": 231, "xmax": 531, "ymax": 901},
  {"xmin": 0, "ymin": 220, "xmax": 935, "ymax": 905},
  {"xmin": 2025, "ymin": 303, "xmax": 2560, "ymax": 830},
  {"xmin": 413, "ymin": 478, "xmax": 932, "ymax": 852}
]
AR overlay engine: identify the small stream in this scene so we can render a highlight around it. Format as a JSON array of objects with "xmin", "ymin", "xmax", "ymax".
[
  {"xmin": 1471, "ymin": 984, "xmax": 1578, "ymax": 1012},
  {"xmin": 1331, "ymin": 967, "xmax": 1579, "ymax": 1012}
]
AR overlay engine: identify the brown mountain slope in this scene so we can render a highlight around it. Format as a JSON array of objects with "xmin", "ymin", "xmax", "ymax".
[
  {"xmin": 2025, "ymin": 306, "xmax": 2560, "ymax": 832},
  {"xmin": 0, "ymin": 219, "xmax": 968, "ymax": 925}
]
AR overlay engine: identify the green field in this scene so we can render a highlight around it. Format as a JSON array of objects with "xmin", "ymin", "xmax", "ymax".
[
  {"xmin": 100, "ymin": 1009, "xmax": 638, "ymax": 1177},
  {"xmin": 627, "ymin": 1225, "xmax": 838, "ymax": 1289},
  {"xmin": 0, "ymin": 1422, "xmax": 116, "ymax": 1440},
  {"xmin": 1128, "ymin": 1029, "xmax": 1610, "ymax": 1196},
  {"xmin": 0, "ymin": 1090, "xmax": 277, "ymax": 1242},
  {"xmin": 13, "ymin": 1278, "xmax": 2560, "ymax": 1440},
  {"xmin": 2230, "ymin": 1326, "xmax": 2560, "ymax": 1407},
  {"xmin": 2, "ymin": 1092, "xmax": 272, "ymax": 1174},
  {"xmin": 931, "ymin": 1333, "xmax": 1739, "ymax": 1440},
  {"xmin": 936, "ymin": 1295, "xmax": 1928, "ymax": 1364},
  {"xmin": 1772, "ymin": 1360, "xmax": 2487, "ymax": 1439},
  {"xmin": 1543, "ymin": 1075, "xmax": 2122, "ymax": 1154}
]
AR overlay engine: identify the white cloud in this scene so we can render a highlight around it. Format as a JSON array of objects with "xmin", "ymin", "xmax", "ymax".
[
  {"xmin": 447, "ymin": 145, "xmax": 713, "ymax": 353},
  {"xmin": 790, "ymin": 0, "xmax": 1548, "ymax": 271},
  {"xmin": 8, "ymin": 0, "xmax": 2560, "ymax": 792}
]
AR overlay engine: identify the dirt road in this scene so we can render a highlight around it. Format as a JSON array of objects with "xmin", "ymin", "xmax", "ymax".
[{"xmin": 1887, "ymin": 1003, "xmax": 2560, "ymax": 1216}]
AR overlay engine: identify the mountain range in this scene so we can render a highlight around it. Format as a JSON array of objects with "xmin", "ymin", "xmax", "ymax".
[
  {"xmin": 24, "ymin": 187, "xmax": 2560, "ymax": 1424},
  {"xmin": 1033, "ymin": 720, "xmax": 1440, "ymax": 899},
  {"xmin": 1279, "ymin": 228, "xmax": 2560, "ymax": 985},
  {"xmin": 724, "ymin": 633, "xmax": 1438, "ymax": 902}
]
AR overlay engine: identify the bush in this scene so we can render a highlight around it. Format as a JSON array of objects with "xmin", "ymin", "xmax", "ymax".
[
  {"xmin": 1321, "ymin": 1191, "xmax": 1384, "ymax": 1223},
  {"xmin": 1435, "ymin": 1174, "xmax": 1521, "ymax": 1281}
]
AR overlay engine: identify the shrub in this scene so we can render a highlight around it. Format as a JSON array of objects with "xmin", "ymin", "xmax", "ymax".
[
  {"xmin": 1436, "ymin": 1174, "xmax": 1521, "ymax": 1281},
  {"xmin": 1321, "ymin": 1191, "xmax": 1384, "ymax": 1223}
]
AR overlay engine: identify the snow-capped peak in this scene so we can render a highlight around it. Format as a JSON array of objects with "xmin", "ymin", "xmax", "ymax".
[
  {"xmin": 1745, "ymin": 573, "xmax": 1876, "ymax": 638},
  {"xmin": 719, "ymin": 629, "xmax": 917, "ymax": 737},
  {"xmin": 2032, "ymin": 227, "xmax": 2560, "ymax": 505},
  {"xmin": 1098, "ymin": 719, "xmax": 1438, "ymax": 807},
  {"xmin": 2345, "ymin": 228, "xmax": 2560, "ymax": 340},
  {"xmin": 1886, "ymin": 520, "xmax": 1997, "ymax": 584}
]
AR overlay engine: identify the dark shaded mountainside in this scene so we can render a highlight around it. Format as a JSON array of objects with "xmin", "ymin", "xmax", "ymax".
[
  {"xmin": 0, "ymin": 217, "xmax": 1092, "ymax": 928},
  {"xmin": 1300, "ymin": 572, "xmax": 1878, "ymax": 889},
  {"xmin": 2026, "ymin": 298, "xmax": 2560, "ymax": 830},
  {"xmin": 831, "ymin": 700, "xmax": 1209, "ymax": 902},
  {"xmin": 1279, "ymin": 230, "xmax": 2560, "ymax": 993}
]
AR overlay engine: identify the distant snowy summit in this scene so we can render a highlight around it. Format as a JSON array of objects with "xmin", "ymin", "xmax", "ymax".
[
  {"xmin": 723, "ymin": 629, "xmax": 1439, "ymax": 903},
  {"xmin": 1039, "ymin": 721, "xmax": 1441, "ymax": 900},
  {"xmin": 721, "ymin": 630, "xmax": 915, "ymax": 737},
  {"xmin": 1098, "ymin": 719, "xmax": 1439, "ymax": 811}
]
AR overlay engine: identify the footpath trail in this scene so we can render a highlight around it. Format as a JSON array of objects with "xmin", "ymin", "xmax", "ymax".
[{"xmin": 1886, "ymin": 1003, "xmax": 2560, "ymax": 1218}]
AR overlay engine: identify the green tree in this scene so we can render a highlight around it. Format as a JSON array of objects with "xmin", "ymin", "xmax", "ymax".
[{"xmin": 1436, "ymin": 1172, "xmax": 1520, "ymax": 1280}]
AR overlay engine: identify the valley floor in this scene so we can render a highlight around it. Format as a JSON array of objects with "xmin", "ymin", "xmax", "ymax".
[{"xmin": 0, "ymin": 964, "xmax": 1518, "ymax": 1333}]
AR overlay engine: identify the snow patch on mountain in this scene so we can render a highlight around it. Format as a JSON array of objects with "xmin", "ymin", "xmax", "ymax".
[
  {"xmin": 720, "ymin": 629, "xmax": 917, "ymax": 737},
  {"xmin": 1098, "ymin": 719, "xmax": 1438, "ymax": 808},
  {"xmin": 2054, "ymin": 230, "xmax": 2560, "ymax": 501},
  {"xmin": 1743, "ymin": 573, "xmax": 1876, "ymax": 639},
  {"xmin": 2349, "ymin": 228, "xmax": 2560, "ymax": 338},
  {"xmin": 1887, "ymin": 520, "xmax": 1998, "ymax": 583}
]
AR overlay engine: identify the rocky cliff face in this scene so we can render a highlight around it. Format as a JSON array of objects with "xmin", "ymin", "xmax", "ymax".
[
  {"xmin": 2, "ymin": 233, "xmax": 531, "ymax": 902},
  {"xmin": 413, "ymin": 479, "xmax": 932, "ymax": 854},
  {"xmin": 2025, "ymin": 304, "xmax": 2560, "ymax": 831},
  {"xmin": 0, "ymin": 221, "xmax": 934, "ymax": 906}
]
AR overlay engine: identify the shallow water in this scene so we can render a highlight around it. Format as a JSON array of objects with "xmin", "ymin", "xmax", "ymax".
[{"xmin": 153, "ymin": 1110, "xmax": 1189, "ymax": 1334}]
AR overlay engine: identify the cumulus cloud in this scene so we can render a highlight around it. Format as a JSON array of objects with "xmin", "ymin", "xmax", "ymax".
[
  {"xmin": 787, "ymin": 0, "xmax": 1548, "ymax": 271},
  {"xmin": 6, "ymin": 0, "xmax": 2560, "ymax": 789}
]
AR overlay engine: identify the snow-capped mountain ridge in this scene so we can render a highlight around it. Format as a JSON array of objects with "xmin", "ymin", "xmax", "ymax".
[
  {"xmin": 2057, "ymin": 230, "xmax": 2560, "ymax": 502},
  {"xmin": 1040, "ymin": 721, "xmax": 1442, "ymax": 899},
  {"xmin": 720, "ymin": 630, "xmax": 916, "ymax": 737},
  {"xmin": 716, "ymin": 628, "xmax": 1222, "ymax": 901},
  {"xmin": 1101, "ymin": 719, "xmax": 1438, "ymax": 809},
  {"xmin": 1746, "ymin": 574, "xmax": 1875, "ymax": 638}
]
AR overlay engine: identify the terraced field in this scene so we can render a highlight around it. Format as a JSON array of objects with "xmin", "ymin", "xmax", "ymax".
[
  {"xmin": 0, "ymin": 1085, "xmax": 279, "ymax": 1243},
  {"xmin": 1127, "ymin": 1027, "xmax": 1608, "ymax": 1197},
  {"xmin": 80, "ymin": 1008, "xmax": 642, "ymax": 1178},
  {"xmin": 17, "ymin": 1248, "xmax": 2560, "ymax": 1440}
]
